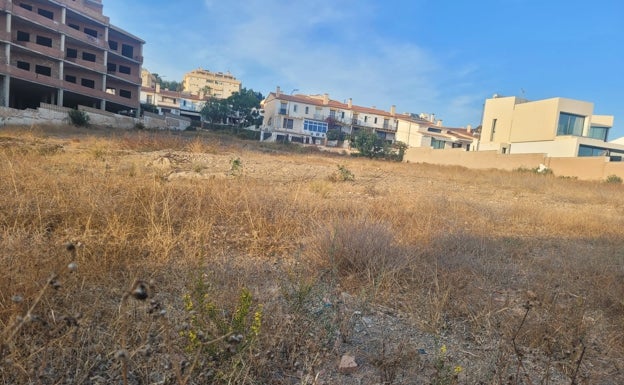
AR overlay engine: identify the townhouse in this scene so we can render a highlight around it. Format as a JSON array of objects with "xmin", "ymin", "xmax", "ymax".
[
  {"xmin": 261, "ymin": 87, "xmax": 399, "ymax": 145},
  {"xmin": 140, "ymin": 82, "xmax": 205, "ymax": 121},
  {"xmin": 0, "ymin": 0, "xmax": 143, "ymax": 115},
  {"xmin": 395, "ymin": 113, "xmax": 476, "ymax": 151}
]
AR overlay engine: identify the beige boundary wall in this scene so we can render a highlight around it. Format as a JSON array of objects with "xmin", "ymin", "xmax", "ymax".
[
  {"xmin": 0, "ymin": 104, "xmax": 192, "ymax": 131},
  {"xmin": 404, "ymin": 147, "xmax": 624, "ymax": 181}
]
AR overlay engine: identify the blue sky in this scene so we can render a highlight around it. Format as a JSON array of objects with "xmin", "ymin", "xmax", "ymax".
[{"xmin": 105, "ymin": 0, "xmax": 624, "ymax": 138}]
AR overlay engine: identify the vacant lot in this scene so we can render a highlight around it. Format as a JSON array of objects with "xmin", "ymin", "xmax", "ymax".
[{"xmin": 1, "ymin": 126, "xmax": 623, "ymax": 384}]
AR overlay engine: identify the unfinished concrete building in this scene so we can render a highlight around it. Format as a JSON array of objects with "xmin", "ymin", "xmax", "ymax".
[{"xmin": 0, "ymin": 0, "xmax": 144, "ymax": 115}]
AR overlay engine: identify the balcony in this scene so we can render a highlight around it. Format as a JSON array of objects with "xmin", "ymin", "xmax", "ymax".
[
  {"xmin": 59, "ymin": 0, "xmax": 109, "ymax": 25},
  {"xmin": 63, "ymin": 80, "xmax": 105, "ymax": 99},
  {"xmin": 64, "ymin": 57, "xmax": 106, "ymax": 73},
  {"xmin": 12, "ymin": 40, "xmax": 63, "ymax": 59},
  {"xmin": 0, "ymin": 62, "xmax": 62, "ymax": 88},
  {"xmin": 107, "ymin": 71, "xmax": 141, "ymax": 85},
  {"xmin": 0, "ymin": 30, "xmax": 10, "ymax": 42},
  {"xmin": 10, "ymin": 5, "xmax": 62, "ymax": 33},
  {"xmin": 104, "ymin": 92, "xmax": 139, "ymax": 108},
  {"xmin": 61, "ymin": 25, "xmax": 106, "ymax": 50}
]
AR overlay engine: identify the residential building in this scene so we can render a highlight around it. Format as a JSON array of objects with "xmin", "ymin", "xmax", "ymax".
[
  {"xmin": 261, "ymin": 86, "xmax": 399, "ymax": 145},
  {"xmin": 0, "ymin": 0, "xmax": 144, "ymax": 115},
  {"xmin": 395, "ymin": 113, "xmax": 476, "ymax": 151},
  {"xmin": 182, "ymin": 68, "xmax": 241, "ymax": 99},
  {"xmin": 140, "ymin": 83, "xmax": 205, "ymax": 121},
  {"xmin": 478, "ymin": 95, "xmax": 624, "ymax": 159},
  {"xmin": 141, "ymin": 68, "xmax": 156, "ymax": 89}
]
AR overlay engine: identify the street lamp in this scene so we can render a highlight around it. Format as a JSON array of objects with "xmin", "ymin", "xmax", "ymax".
[{"xmin": 290, "ymin": 88, "xmax": 299, "ymax": 95}]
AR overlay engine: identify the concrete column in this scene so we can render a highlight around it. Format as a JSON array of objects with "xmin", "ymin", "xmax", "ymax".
[
  {"xmin": 57, "ymin": 89, "xmax": 63, "ymax": 107},
  {"xmin": 1, "ymin": 76, "xmax": 10, "ymax": 107},
  {"xmin": 61, "ymin": 7, "xmax": 66, "ymax": 25},
  {"xmin": 60, "ymin": 34, "xmax": 65, "ymax": 52},
  {"xmin": 101, "ymin": 74, "xmax": 106, "ymax": 110},
  {"xmin": 5, "ymin": 13, "xmax": 10, "ymax": 33}
]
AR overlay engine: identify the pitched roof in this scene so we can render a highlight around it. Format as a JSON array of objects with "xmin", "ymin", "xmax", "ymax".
[{"xmin": 267, "ymin": 92, "xmax": 396, "ymax": 118}]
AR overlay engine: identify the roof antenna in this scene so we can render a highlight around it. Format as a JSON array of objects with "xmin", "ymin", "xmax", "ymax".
[{"xmin": 520, "ymin": 88, "xmax": 526, "ymax": 98}]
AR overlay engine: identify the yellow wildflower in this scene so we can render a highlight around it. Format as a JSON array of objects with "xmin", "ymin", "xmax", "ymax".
[{"xmin": 454, "ymin": 365, "xmax": 463, "ymax": 374}]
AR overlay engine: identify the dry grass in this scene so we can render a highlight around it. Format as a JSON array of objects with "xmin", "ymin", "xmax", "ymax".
[{"xmin": 1, "ymin": 125, "xmax": 623, "ymax": 384}]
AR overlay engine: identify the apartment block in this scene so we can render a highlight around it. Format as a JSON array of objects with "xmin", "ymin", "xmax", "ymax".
[
  {"xmin": 0, "ymin": 0, "xmax": 144, "ymax": 115},
  {"xmin": 182, "ymin": 68, "xmax": 241, "ymax": 99},
  {"xmin": 478, "ymin": 95, "xmax": 624, "ymax": 159}
]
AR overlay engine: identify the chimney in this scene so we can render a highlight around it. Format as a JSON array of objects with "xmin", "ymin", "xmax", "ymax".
[
  {"xmin": 390, "ymin": 105, "xmax": 396, "ymax": 116},
  {"xmin": 347, "ymin": 98, "xmax": 353, "ymax": 108},
  {"xmin": 430, "ymin": 113, "xmax": 435, "ymax": 123},
  {"xmin": 323, "ymin": 93, "xmax": 329, "ymax": 105},
  {"xmin": 436, "ymin": 119, "xmax": 443, "ymax": 127},
  {"xmin": 276, "ymin": 86, "xmax": 281, "ymax": 97},
  {"xmin": 156, "ymin": 83, "xmax": 161, "ymax": 93},
  {"xmin": 466, "ymin": 124, "xmax": 472, "ymax": 133}
]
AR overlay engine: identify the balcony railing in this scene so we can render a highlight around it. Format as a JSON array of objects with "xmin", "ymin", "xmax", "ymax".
[
  {"xmin": 106, "ymin": 71, "xmax": 141, "ymax": 85},
  {"xmin": 0, "ymin": 63, "xmax": 62, "ymax": 88},
  {"xmin": 63, "ymin": 80, "xmax": 104, "ymax": 99},
  {"xmin": 107, "ymin": 49, "xmax": 143, "ymax": 64},
  {"xmin": 65, "ymin": 57, "xmax": 106, "ymax": 73},
  {"xmin": 12, "ymin": 40, "xmax": 63, "ymax": 59},
  {"xmin": 10, "ymin": 5, "xmax": 62, "ymax": 32},
  {"xmin": 61, "ymin": 25, "xmax": 106, "ymax": 50}
]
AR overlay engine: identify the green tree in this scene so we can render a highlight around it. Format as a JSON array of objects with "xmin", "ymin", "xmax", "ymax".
[
  {"xmin": 226, "ymin": 88, "xmax": 264, "ymax": 128},
  {"xmin": 352, "ymin": 128, "xmax": 384, "ymax": 157},
  {"xmin": 200, "ymin": 97, "xmax": 229, "ymax": 124}
]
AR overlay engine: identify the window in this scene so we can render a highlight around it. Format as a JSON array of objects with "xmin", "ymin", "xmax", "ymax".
[
  {"xmin": 279, "ymin": 102, "xmax": 287, "ymax": 115},
  {"xmin": 293, "ymin": 104, "xmax": 298, "ymax": 113},
  {"xmin": 578, "ymin": 145, "xmax": 610, "ymax": 157},
  {"xmin": 427, "ymin": 127, "xmax": 442, "ymax": 133},
  {"xmin": 431, "ymin": 138, "xmax": 445, "ymax": 149},
  {"xmin": 341, "ymin": 111, "xmax": 345, "ymax": 119},
  {"xmin": 383, "ymin": 118, "xmax": 390, "ymax": 129},
  {"xmin": 106, "ymin": 87, "xmax": 116, "ymax": 95},
  {"xmin": 146, "ymin": 95, "xmax": 153, "ymax": 104},
  {"xmin": 283, "ymin": 118, "xmax": 294, "ymax": 129},
  {"xmin": 557, "ymin": 112, "xmax": 584, "ymax": 136},
  {"xmin": 68, "ymin": 23, "xmax": 80, "ymax": 30},
  {"xmin": 490, "ymin": 118, "xmax": 497, "ymax": 141},
  {"xmin": 303, "ymin": 119, "xmax": 328, "ymax": 133},
  {"xmin": 329, "ymin": 110, "xmax": 336, "ymax": 118},
  {"xmin": 17, "ymin": 31, "xmax": 30, "ymax": 42},
  {"xmin": 305, "ymin": 106, "xmax": 309, "ymax": 114},
  {"xmin": 84, "ymin": 28, "xmax": 98, "ymax": 38},
  {"xmin": 107, "ymin": 63, "xmax": 116, "ymax": 72},
  {"xmin": 37, "ymin": 8, "xmax": 54, "ymax": 19},
  {"xmin": 65, "ymin": 74, "xmax": 76, "ymax": 83},
  {"xmin": 119, "ymin": 89, "xmax": 132, "ymax": 99},
  {"xmin": 364, "ymin": 116, "xmax": 368, "ymax": 123},
  {"xmin": 82, "ymin": 52, "xmax": 96, "ymax": 62},
  {"xmin": 36, "ymin": 35, "xmax": 52, "ymax": 47},
  {"xmin": 66, "ymin": 48, "xmax": 77, "ymax": 58},
  {"xmin": 108, "ymin": 40, "xmax": 118, "ymax": 50},
  {"xmin": 16, "ymin": 61, "xmax": 30, "ymax": 71},
  {"xmin": 19, "ymin": 3, "xmax": 33, "ymax": 11},
  {"xmin": 121, "ymin": 44, "xmax": 133, "ymax": 58},
  {"xmin": 119, "ymin": 65, "xmax": 131, "ymax": 75},
  {"xmin": 35, "ymin": 65, "xmax": 51, "ymax": 76},
  {"xmin": 588, "ymin": 126, "xmax": 609, "ymax": 141},
  {"xmin": 81, "ymin": 78, "xmax": 95, "ymax": 88},
  {"xmin": 374, "ymin": 117, "xmax": 378, "ymax": 124}
]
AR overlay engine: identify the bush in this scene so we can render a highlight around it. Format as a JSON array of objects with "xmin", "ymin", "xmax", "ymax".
[
  {"xmin": 68, "ymin": 109, "xmax": 90, "ymax": 127},
  {"xmin": 605, "ymin": 174, "xmax": 622, "ymax": 184}
]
